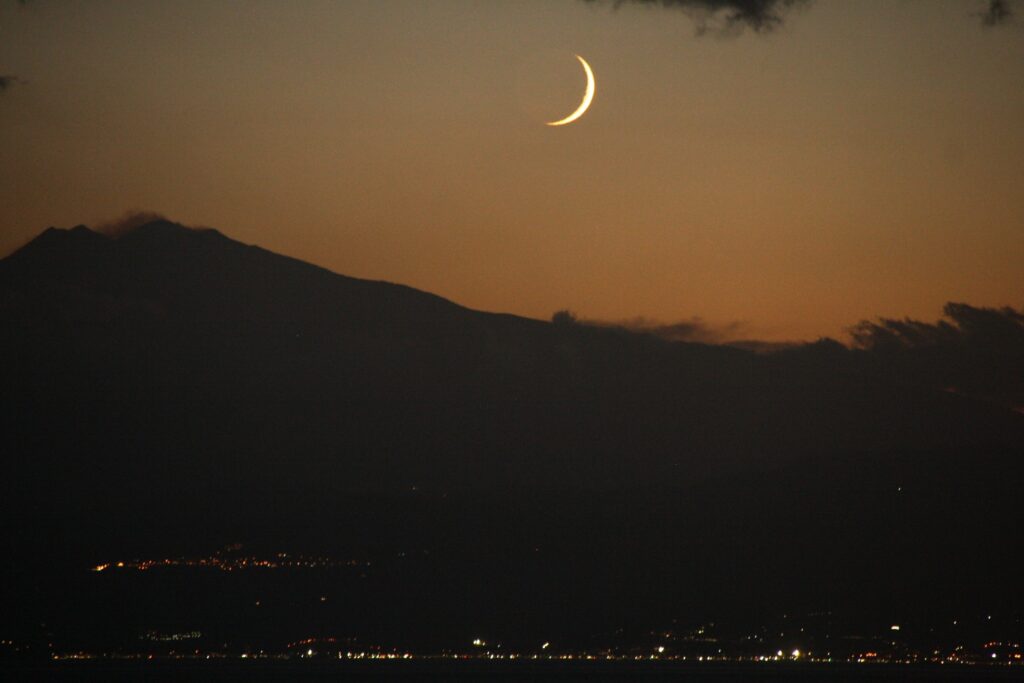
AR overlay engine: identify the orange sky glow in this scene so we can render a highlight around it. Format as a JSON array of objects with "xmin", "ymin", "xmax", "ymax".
[{"xmin": 2, "ymin": 1, "xmax": 1022, "ymax": 341}]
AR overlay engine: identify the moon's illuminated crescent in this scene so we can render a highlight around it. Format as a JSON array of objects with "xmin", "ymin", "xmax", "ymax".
[{"xmin": 546, "ymin": 55, "xmax": 595, "ymax": 127}]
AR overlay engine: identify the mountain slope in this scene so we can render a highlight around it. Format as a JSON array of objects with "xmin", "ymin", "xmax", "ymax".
[
  {"xmin": 1, "ymin": 221, "xmax": 1022, "ymax": 646},
  {"xmin": 3, "ymin": 220, "xmax": 1022, "ymax": 496}
]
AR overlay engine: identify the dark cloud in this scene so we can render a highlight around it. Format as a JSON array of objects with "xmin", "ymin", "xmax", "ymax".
[
  {"xmin": 849, "ymin": 302, "xmax": 1024, "ymax": 409},
  {"xmin": 2, "ymin": 6, "xmax": 30, "ymax": 95},
  {"xmin": 575, "ymin": 313, "xmax": 748, "ymax": 344},
  {"xmin": 582, "ymin": 0, "xmax": 1018, "ymax": 32},
  {"xmin": 581, "ymin": 0, "xmax": 806, "ymax": 33},
  {"xmin": 849, "ymin": 302, "xmax": 1024, "ymax": 351},
  {"xmin": 95, "ymin": 210, "xmax": 172, "ymax": 238},
  {"xmin": 94, "ymin": 211, "xmax": 217, "ymax": 243},
  {"xmin": 567, "ymin": 302, "xmax": 1024, "ymax": 411},
  {"xmin": 0, "ymin": 75, "xmax": 26, "ymax": 92},
  {"xmin": 980, "ymin": 0, "xmax": 1014, "ymax": 26},
  {"xmin": 727, "ymin": 338, "xmax": 801, "ymax": 354}
]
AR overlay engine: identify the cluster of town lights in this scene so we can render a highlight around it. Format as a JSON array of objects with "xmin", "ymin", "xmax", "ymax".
[{"xmin": 91, "ymin": 552, "xmax": 367, "ymax": 573}]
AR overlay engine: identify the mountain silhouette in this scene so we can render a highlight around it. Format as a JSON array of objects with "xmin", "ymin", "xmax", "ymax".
[{"xmin": 2, "ymin": 220, "xmax": 1022, "ymax": 649}]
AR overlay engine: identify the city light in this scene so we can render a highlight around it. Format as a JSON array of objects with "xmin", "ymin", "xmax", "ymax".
[{"xmin": 87, "ymin": 548, "xmax": 367, "ymax": 573}]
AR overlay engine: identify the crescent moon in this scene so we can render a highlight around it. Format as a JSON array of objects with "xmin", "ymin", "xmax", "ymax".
[{"xmin": 546, "ymin": 55, "xmax": 595, "ymax": 127}]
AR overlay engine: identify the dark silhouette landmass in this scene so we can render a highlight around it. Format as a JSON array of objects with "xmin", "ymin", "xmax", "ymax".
[{"xmin": 1, "ymin": 221, "xmax": 1021, "ymax": 653}]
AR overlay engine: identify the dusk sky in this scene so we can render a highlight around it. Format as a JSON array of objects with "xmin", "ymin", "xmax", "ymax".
[{"xmin": 2, "ymin": 0, "xmax": 1022, "ymax": 341}]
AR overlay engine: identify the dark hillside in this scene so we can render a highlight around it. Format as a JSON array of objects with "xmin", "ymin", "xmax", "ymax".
[{"xmin": 2, "ymin": 221, "xmax": 1022, "ymax": 649}]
